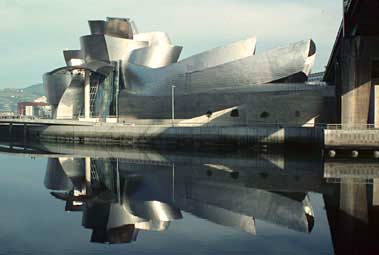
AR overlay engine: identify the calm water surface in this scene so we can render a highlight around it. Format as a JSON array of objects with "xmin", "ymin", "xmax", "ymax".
[{"xmin": 0, "ymin": 144, "xmax": 375, "ymax": 254}]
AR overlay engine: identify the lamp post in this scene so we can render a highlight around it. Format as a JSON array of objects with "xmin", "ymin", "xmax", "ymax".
[{"xmin": 171, "ymin": 83, "xmax": 176, "ymax": 127}]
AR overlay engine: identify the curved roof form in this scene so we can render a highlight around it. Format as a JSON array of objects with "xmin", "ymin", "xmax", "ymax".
[
  {"xmin": 44, "ymin": 16, "xmax": 320, "ymax": 122},
  {"xmin": 134, "ymin": 32, "xmax": 172, "ymax": 46},
  {"xmin": 80, "ymin": 34, "xmax": 148, "ymax": 63},
  {"xmin": 122, "ymin": 36, "xmax": 256, "ymax": 88},
  {"xmin": 44, "ymin": 63, "xmax": 112, "ymax": 115},
  {"xmin": 177, "ymin": 199, "xmax": 257, "ymax": 234},
  {"xmin": 135, "ymin": 221, "xmax": 170, "ymax": 231},
  {"xmin": 126, "ymin": 45, "xmax": 182, "ymax": 68},
  {"xmin": 48, "ymin": 61, "xmax": 114, "ymax": 76},
  {"xmin": 55, "ymin": 74, "xmax": 84, "ymax": 119},
  {"xmin": 43, "ymin": 71, "xmax": 72, "ymax": 106},
  {"xmin": 104, "ymin": 35, "xmax": 149, "ymax": 61},
  {"xmin": 128, "ymin": 200, "xmax": 182, "ymax": 222},
  {"xmin": 57, "ymin": 157, "xmax": 85, "ymax": 188},
  {"xmin": 37, "ymin": 145, "xmax": 322, "ymax": 238},
  {"xmin": 106, "ymin": 203, "xmax": 147, "ymax": 230},
  {"xmin": 177, "ymin": 36, "xmax": 257, "ymax": 72},
  {"xmin": 125, "ymin": 39, "xmax": 316, "ymax": 96},
  {"xmin": 44, "ymin": 158, "xmax": 74, "ymax": 190},
  {"xmin": 63, "ymin": 50, "xmax": 83, "ymax": 66},
  {"xmin": 88, "ymin": 17, "xmax": 134, "ymax": 39}
]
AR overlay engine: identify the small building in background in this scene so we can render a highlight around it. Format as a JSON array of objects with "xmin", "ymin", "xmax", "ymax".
[
  {"xmin": 17, "ymin": 96, "xmax": 51, "ymax": 118},
  {"xmin": 0, "ymin": 111, "xmax": 16, "ymax": 118}
]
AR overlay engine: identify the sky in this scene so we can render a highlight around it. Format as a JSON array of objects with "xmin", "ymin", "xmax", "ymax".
[{"xmin": 0, "ymin": 0, "xmax": 342, "ymax": 89}]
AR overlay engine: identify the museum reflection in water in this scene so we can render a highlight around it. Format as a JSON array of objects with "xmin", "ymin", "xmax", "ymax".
[{"xmin": 14, "ymin": 143, "xmax": 379, "ymax": 254}]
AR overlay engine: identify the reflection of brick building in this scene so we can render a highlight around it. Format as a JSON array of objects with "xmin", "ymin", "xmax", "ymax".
[{"xmin": 17, "ymin": 102, "xmax": 49, "ymax": 116}]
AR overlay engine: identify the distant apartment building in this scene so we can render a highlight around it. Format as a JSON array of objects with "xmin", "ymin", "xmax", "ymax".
[
  {"xmin": 0, "ymin": 111, "xmax": 16, "ymax": 117},
  {"xmin": 17, "ymin": 96, "xmax": 51, "ymax": 117}
]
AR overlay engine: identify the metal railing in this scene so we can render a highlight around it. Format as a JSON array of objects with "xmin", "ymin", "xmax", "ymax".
[
  {"xmin": 3, "ymin": 115, "xmax": 379, "ymax": 130},
  {"xmin": 0, "ymin": 115, "xmax": 51, "ymax": 120},
  {"xmin": 0, "ymin": 116, "xmax": 321, "ymax": 128},
  {"xmin": 325, "ymin": 124, "xmax": 379, "ymax": 130}
]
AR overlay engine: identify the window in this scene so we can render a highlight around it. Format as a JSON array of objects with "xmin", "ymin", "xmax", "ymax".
[
  {"xmin": 230, "ymin": 109, "xmax": 239, "ymax": 117},
  {"xmin": 260, "ymin": 111, "xmax": 269, "ymax": 118}
]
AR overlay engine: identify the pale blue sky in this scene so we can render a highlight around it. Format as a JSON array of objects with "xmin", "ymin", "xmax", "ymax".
[{"xmin": 0, "ymin": 0, "xmax": 342, "ymax": 88}]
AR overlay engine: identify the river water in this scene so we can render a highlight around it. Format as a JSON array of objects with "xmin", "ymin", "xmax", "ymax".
[{"xmin": 0, "ymin": 142, "xmax": 375, "ymax": 254}]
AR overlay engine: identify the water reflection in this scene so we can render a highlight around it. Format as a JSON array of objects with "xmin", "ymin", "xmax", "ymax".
[
  {"xmin": 43, "ymin": 147, "xmax": 318, "ymax": 244},
  {"xmin": 1, "ymin": 141, "xmax": 379, "ymax": 254},
  {"xmin": 324, "ymin": 158, "xmax": 379, "ymax": 254}
]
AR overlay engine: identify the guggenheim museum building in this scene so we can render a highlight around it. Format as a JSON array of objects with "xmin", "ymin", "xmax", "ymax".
[{"xmin": 43, "ymin": 17, "xmax": 335, "ymax": 126}]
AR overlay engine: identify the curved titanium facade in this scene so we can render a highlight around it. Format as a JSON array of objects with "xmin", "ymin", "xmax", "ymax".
[
  {"xmin": 134, "ymin": 32, "xmax": 172, "ymax": 46},
  {"xmin": 56, "ymin": 72, "xmax": 84, "ymax": 119},
  {"xmin": 88, "ymin": 20, "xmax": 107, "ymax": 35},
  {"xmin": 173, "ymin": 36, "xmax": 257, "ymax": 72},
  {"xmin": 127, "ymin": 45, "xmax": 182, "ymax": 68},
  {"xmin": 43, "ymin": 71, "xmax": 72, "ymax": 106},
  {"xmin": 43, "ymin": 17, "xmax": 334, "ymax": 125},
  {"xmin": 44, "ymin": 158, "xmax": 73, "ymax": 190},
  {"xmin": 125, "ymin": 39, "xmax": 315, "ymax": 96},
  {"xmin": 89, "ymin": 17, "xmax": 134, "ymax": 39},
  {"xmin": 63, "ymin": 50, "xmax": 84, "ymax": 66}
]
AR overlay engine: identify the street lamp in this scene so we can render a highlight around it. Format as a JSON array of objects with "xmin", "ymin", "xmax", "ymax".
[{"xmin": 171, "ymin": 83, "xmax": 176, "ymax": 127}]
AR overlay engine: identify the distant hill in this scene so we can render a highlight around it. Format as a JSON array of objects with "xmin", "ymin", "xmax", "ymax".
[
  {"xmin": 22, "ymin": 83, "xmax": 45, "ymax": 95},
  {"xmin": 0, "ymin": 84, "xmax": 45, "ymax": 112}
]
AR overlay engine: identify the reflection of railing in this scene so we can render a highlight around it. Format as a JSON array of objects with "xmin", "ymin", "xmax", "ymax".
[
  {"xmin": 0, "ymin": 115, "xmax": 51, "ymax": 120},
  {"xmin": 115, "ymin": 120, "xmax": 320, "ymax": 128},
  {"xmin": 12, "ymin": 115, "xmax": 379, "ymax": 130},
  {"xmin": 325, "ymin": 178, "xmax": 374, "ymax": 184},
  {"xmin": 0, "ymin": 115, "xmax": 327, "ymax": 128},
  {"xmin": 325, "ymin": 124, "xmax": 378, "ymax": 130}
]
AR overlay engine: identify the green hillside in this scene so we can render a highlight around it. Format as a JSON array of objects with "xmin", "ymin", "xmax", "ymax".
[{"xmin": 0, "ymin": 84, "xmax": 45, "ymax": 112}]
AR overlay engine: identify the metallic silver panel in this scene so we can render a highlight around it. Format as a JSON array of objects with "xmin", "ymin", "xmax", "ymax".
[
  {"xmin": 126, "ymin": 45, "xmax": 182, "ymax": 68},
  {"xmin": 128, "ymin": 200, "xmax": 182, "ymax": 222},
  {"xmin": 180, "ymin": 181, "xmax": 312, "ymax": 232},
  {"xmin": 80, "ymin": 35, "xmax": 109, "ymax": 62},
  {"xmin": 104, "ymin": 35, "xmax": 148, "ymax": 61},
  {"xmin": 43, "ymin": 71, "xmax": 72, "ymax": 106},
  {"xmin": 107, "ymin": 204, "xmax": 169, "ymax": 231},
  {"xmin": 44, "ymin": 158, "xmax": 73, "ymax": 190},
  {"xmin": 130, "ymin": 20, "xmax": 138, "ymax": 35},
  {"xmin": 50, "ymin": 62, "xmax": 114, "ymax": 76},
  {"xmin": 81, "ymin": 61, "xmax": 114, "ymax": 75},
  {"xmin": 118, "ymin": 83, "xmax": 334, "ymax": 123},
  {"xmin": 105, "ymin": 17, "xmax": 133, "ymax": 39},
  {"xmin": 88, "ymin": 20, "xmax": 106, "ymax": 35},
  {"xmin": 134, "ymin": 32, "xmax": 172, "ymax": 46},
  {"xmin": 177, "ymin": 36, "xmax": 256, "ymax": 72},
  {"xmin": 89, "ymin": 18, "xmax": 134, "ymax": 39},
  {"xmin": 124, "ymin": 37, "xmax": 256, "ymax": 91},
  {"xmin": 29, "ymin": 144, "xmax": 324, "ymax": 235},
  {"xmin": 44, "ymin": 16, "xmax": 325, "ymax": 126},
  {"xmin": 56, "ymin": 72, "xmax": 84, "ymax": 119},
  {"xmin": 177, "ymin": 200, "xmax": 256, "ymax": 234},
  {"xmin": 81, "ymin": 34, "xmax": 148, "ymax": 63},
  {"xmin": 63, "ymin": 50, "xmax": 83, "ymax": 66},
  {"xmin": 125, "ymin": 40, "xmax": 315, "ymax": 96},
  {"xmin": 57, "ymin": 157, "xmax": 85, "ymax": 190},
  {"xmin": 135, "ymin": 221, "xmax": 170, "ymax": 231},
  {"xmin": 58, "ymin": 157, "xmax": 85, "ymax": 179},
  {"xmin": 106, "ymin": 203, "xmax": 146, "ymax": 230}
]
